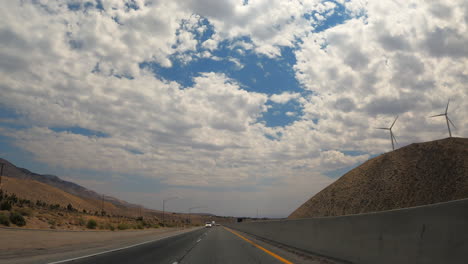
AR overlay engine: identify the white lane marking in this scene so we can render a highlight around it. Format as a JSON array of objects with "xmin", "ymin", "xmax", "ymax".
[
  {"xmin": 172, "ymin": 262, "xmax": 178, "ymax": 264},
  {"xmin": 196, "ymin": 239, "xmax": 201, "ymax": 243},
  {"xmin": 47, "ymin": 229, "xmax": 200, "ymax": 264}
]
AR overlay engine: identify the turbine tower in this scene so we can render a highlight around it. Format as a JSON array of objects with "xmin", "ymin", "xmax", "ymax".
[
  {"xmin": 377, "ymin": 115, "xmax": 398, "ymax": 151},
  {"xmin": 430, "ymin": 100, "xmax": 456, "ymax": 137}
]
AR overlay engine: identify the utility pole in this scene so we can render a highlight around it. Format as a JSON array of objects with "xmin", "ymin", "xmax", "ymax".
[
  {"xmin": 256, "ymin": 208, "xmax": 259, "ymax": 219},
  {"xmin": 101, "ymin": 194, "xmax": 104, "ymax": 215},
  {"xmin": 0, "ymin": 163, "xmax": 4, "ymax": 189},
  {"xmin": 162, "ymin": 197, "xmax": 177, "ymax": 227}
]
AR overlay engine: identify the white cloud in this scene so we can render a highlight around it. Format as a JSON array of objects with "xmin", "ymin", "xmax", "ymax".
[
  {"xmin": 293, "ymin": 0, "xmax": 468, "ymax": 154},
  {"xmin": 270, "ymin": 92, "xmax": 301, "ymax": 104},
  {"xmin": 227, "ymin": 57, "xmax": 244, "ymax": 70},
  {"xmin": 184, "ymin": 0, "xmax": 338, "ymax": 57}
]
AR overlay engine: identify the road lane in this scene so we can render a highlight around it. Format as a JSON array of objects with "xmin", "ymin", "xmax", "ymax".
[
  {"xmin": 59, "ymin": 228, "xmax": 207, "ymax": 264},
  {"xmin": 47, "ymin": 226, "xmax": 298, "ymax": 264},
  {"xmin": 180, "ymin": 227, "xmax": 287, "ymax": 264}
]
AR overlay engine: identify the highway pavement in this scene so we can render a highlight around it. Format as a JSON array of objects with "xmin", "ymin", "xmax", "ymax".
[{"xmin": 51, "ymin": 226, "xmax": 294, "ymax": 264}]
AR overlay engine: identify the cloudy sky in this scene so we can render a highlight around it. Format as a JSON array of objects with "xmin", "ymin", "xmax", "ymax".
[{"xmin": 0, "ymin": 0, "xmax": 467, "ymax": 218}]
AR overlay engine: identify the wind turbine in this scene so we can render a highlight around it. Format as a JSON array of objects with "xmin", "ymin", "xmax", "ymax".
[
  {"xmin": 430, "ymin": 100, "xmax": 455, "ymax": 137},
  {"xmin": 377, "ymin": 115, "xmax": 398, "ymax": 151}
]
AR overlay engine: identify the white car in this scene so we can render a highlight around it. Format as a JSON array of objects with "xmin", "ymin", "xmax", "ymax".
[{"xmin": 205, "ymin": 222, "xmax": 212, "ymax": 228}]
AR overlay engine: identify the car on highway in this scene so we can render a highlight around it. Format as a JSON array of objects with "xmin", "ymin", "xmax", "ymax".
[{"xmin": 205, "ymin": 222, "xmax": 212, "ymax": 228}]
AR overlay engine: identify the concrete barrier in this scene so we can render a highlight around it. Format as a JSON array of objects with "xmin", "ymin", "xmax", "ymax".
[{"xmin": 224, "ymin": 198, "xmax": 468, "ymax": 264}]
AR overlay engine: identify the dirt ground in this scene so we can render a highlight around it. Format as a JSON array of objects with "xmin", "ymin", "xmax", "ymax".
[{"xmin": 0, "ymin": 226, "xmax": 200, "ymax": 264}]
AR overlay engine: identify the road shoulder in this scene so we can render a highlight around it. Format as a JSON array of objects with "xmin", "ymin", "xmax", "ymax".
[
  {"xmin": 0, "ymin": 227, "xmax": 201, "ymax": 264},
  {"xmin": 226, "ymin": 227, "xmax": 344, "ymax": 264}
]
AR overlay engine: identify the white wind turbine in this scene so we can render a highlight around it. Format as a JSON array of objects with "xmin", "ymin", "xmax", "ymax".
[
  {"xmin": 430, "ymin": 100, "xmax": 456, "ymax": 138},
  {"xmin": 377, "ymin": 115, "xmax": 399, "ymax": 151}
]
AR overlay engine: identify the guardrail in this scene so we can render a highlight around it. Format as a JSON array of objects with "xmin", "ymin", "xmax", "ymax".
[{"xmin": 225, "ymin": 198, "xmax": 468, "ymax": 264}]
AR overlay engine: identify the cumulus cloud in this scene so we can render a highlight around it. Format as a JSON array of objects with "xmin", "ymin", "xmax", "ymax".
[
  {"xmin": 294, "ymin": 0, "xmax": 468, "ymax": 154},
  {"xmin": 183, "ymin": 0, "xmax": 338, "ymax": 57},
  {"xmin": 269, "ymin": 92, "xmax": 301, "ymax": 104}
]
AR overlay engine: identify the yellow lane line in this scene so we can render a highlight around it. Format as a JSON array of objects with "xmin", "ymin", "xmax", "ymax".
[{"xmin": 223, "ymin": 226, "xmax": 294, "ymax": 264}]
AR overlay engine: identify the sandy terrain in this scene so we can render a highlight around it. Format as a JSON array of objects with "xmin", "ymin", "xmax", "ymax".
[
  {"xmin": 0, "ymin": 226, "xmax": 200, "ymax": 264},
  {"xmin": 290, "ymin": 137, "xmax": 468, "ymax": 218}
]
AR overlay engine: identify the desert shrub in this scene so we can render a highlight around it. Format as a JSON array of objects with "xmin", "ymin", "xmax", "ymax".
[
  {"xmin": 137, "ymin": 223, "xmax": 144, "ymax": 229},
  {"xmin": 103, "ymin": 223, "xmax": 115, "ymax": 231},
  {"xmin": 78, "ymin": 217, "xmax": 86, "ymax": 226},
  {"xmin": 0, "ymin": 201, "xmax": 12, "ymax": 211},
  {"xmin": 49, "ymin": 204, "xmax": 60, "ymax": 210},
  {"xmin": 117, "ymin": 223, "xmax": 130, "ymax": 230},
  {"xmin": 0, "ymin": 213, "xmax": 10, "ymax": 226},
  {"xmin": 136, "ymin": 216, "xmax": 143, "ymax": 221},
  {"xmin": 86, "ymin": 219, "xmax": 97, "ymax": 229},
  {"xmin": 7, "ymin": 193, "xmax": 18, "ymax": 204},
  {"xmin": 10, "ymin": 212, "xmax": 26, "ymax": 226},
  {"xmin": 36, "ymin": 200, "xmax": 47, "ymax": 207},
  {"xmin": 17, "ymin": 207, "xmax": 33, "ymax": 216},
  {"xmin": 67, "ymin": 203, "xmax": 74, "ymax": 211},
  {"xmin": 21, "ymin": 199, "xmax": 32, "ymax": 206}
]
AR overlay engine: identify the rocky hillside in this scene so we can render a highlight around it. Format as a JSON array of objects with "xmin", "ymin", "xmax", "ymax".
[
  {"xmin": 1, "ymin": 176, "xmax": 122, "ymax": 214},
  {"xmin": 289, "ymin": 137, "xmax": 468, "ymax": 219},
  {"xmin": 0, "ymin": 158, "xmax": 138, "ymax": 210}
]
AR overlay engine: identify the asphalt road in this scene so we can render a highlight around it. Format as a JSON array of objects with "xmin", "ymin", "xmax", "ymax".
[{"xmin": 54, "ymin": 226, "xmax": 289, "ymax": 264}]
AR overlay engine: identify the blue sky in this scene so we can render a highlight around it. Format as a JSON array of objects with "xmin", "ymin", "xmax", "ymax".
[{"xmin": 0, "ymin": 0, "xmax": 466, "ymax": 217}]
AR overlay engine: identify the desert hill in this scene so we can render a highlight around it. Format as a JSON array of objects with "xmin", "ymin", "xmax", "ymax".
[
  {"xmin": 1, "ymin": 176, "xmax": 122, "ymax": 214},
  {"xmin": 0, "ymin": 158, "xmax": 144, "ymax": 209},
  {"xmin": 0, "ymin": 159, "xmax": 234, "ymax": 230},
  {"xmin": 289, "ymin": 137, "xmax": 468, "ymax": 219},
  {"xmin": 0, "ymin": 158, "xmax": 139, "ymax": 210}
]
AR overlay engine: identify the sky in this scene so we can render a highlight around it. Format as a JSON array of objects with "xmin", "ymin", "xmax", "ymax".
[{"xmin": 0, "ymin": 0, "xmax": 467, "ymax": 218}]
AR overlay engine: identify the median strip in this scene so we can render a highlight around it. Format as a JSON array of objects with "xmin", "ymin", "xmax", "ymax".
[{"xmin": 223, "ymin": 227, "xmax": 293, "ymax": 264}]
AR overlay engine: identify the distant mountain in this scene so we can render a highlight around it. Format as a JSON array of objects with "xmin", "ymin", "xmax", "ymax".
[
  {"xmin": 0, "ymin": 158, "xmax": 140, "ymax": 210},
  {"xmin": 289, "ymin": 137, "xmax": 468, "ymax": 219},
  {"xmin": 194, "ymin": 213, "xmax": 216, "ymax": 216}
]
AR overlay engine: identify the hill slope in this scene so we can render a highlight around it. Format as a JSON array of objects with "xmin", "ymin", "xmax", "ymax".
[
  {"xmin": 289, "ymin": 137, "xmax": 468, "ymax": 219},
  {"xmin": 0, "ymin": 158, "xmax": 138, "ymax": 210},
  {"xmin": 1, "ymin": 176, "xmax": 121, "ymax": 214}
]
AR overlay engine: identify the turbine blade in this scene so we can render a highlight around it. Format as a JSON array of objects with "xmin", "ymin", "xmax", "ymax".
[
  {"xmin": 390, "ymin": 115, "xmax": 399, "ymax": 128},
  {"xmin": 430, "ymin": 113, "xmax": 445, "ymax": 117},
  {"xmin": 376, "ymin": 127, "xmax": 389, "ymax": 130},
  {"xmin": 447, "ymin": 117, "xmax": 456, "ymax": 129},
  {"xmin": 392, "ymin": 134, "xmax": 398, "ymax": 145},
  {"xmin": 445, "ymin": 99, "xmax": 450, "ymax": 114}
]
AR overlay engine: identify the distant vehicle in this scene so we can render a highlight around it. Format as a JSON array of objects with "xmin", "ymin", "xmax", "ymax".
[{"xmin": 205, "ymin": 222, "xmax": 212, "ymax": 228}]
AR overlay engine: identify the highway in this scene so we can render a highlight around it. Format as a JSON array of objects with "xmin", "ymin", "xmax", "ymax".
[{"xmin": 50, "ymin": 226, "xmax": 295, "ymax": 264}]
